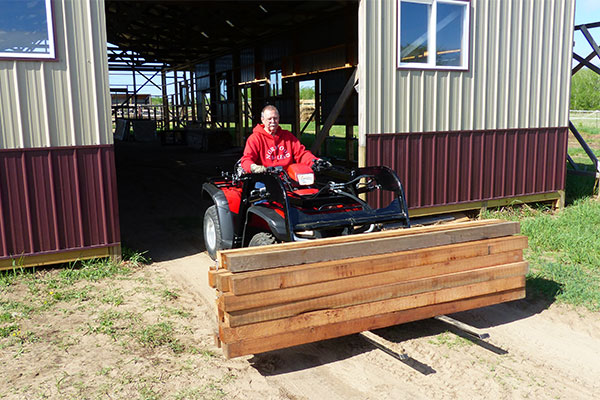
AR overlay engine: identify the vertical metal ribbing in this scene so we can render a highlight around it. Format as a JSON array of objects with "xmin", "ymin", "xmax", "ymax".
[
  {"xmin": 544, "ymin": 0, "xmax": 556, "ymax": 127},
  {"xmin": 478, "ymin": 132, "xmax": 484, "ymax": 200},
  {"xmin": 72, "ymin": 149, "xmax": 85, "ymax": 247},
  {"xmin": 524, "ymin": 0, "xmax": 534, "ymax": 126},
  {"xmin": 502, "ymin": 0, "xmax": 511, "ymax": 129},
  {"xmin": 513, "ymin": 0, "xmax": 523, "ymax": 129},
  {"xmin": 511, "ymin": 131, "xmax": 518, "ymax": 196},
  {"xmin": 85, "ymin": 0, "xmax": 101, "ymax": 145},
  {"xmin": 20, "ymin": 152, "xmax": 35, "ymax": 253},
  {"xmin": 501, "ymin": 132, "xmax": 507, "ymax": 196},
  {"xmin": 521, "ymin": 131, "xmax": 528, "ymax": 194},
  {"xmin": 430, "ymin": 136, "xmax": 436, "ymax": 206},
  {"xmin": 96, "ymin": 149, "xmax": 109, "ymax": 244},
  {"xmin": 39, "ymin": 63, "xmax": 52, "ymax": 147},
  {"xmin": 12, "ymin": 62, "xmax": 24, "ymax": 148},
  {"xmin": 489, "ymin": 131, "xmax": 496, "ymax": 198},
  {"xmin": 532, "ymin": 131, "xmax": 539, "ymax": 192},
  {"xmin": 455, "ymin": 135, "xmax": 461, "ymax": 203},
  {"xmin": 0, "ymin": 157, "xmax": 8, "ymax": 256},
  {"xmin": 491, "ymin": 0, "xmax": 500, "ymax": 129},
  {"xmin": 534, "ymin": 0, "xmax": 545, "ymax": 127},
  {"xmin": 47, "ymin": 151, "xmax": 60, "ymax": 250},
  {"xmin": 443, "ymin": 134, "xmax": 448, "ymax": 205},
  {"xmin": 62, "ymin": 0, "xmax": 78, "ymax": 146},
  {"xmin": 467, "ymin": 132, "xmax": 473, "ymax": 200}
]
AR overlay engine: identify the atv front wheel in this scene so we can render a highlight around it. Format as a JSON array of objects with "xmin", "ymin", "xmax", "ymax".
[
  {"xmin": 248, "ymin": 232, "xmax": 277, "ymax": 247},
  {"xmin": 204, "ymin": 205, "xmax": 224, "ymax": 260}
]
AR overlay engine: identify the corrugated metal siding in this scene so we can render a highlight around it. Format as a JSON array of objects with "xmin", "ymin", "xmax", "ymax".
[
  {"xmin": 0, "ymin": 0, "xmax": 112, "ymax": 149},
  {"xmin": 0, "ymin": 146, "xmax": 120, "ymax": 259},
  {"xmin": 366, "ymin": 128, "xmax": 568, "ymax": 209},
  {"xmin": 361, "ymin": 0, "xmax": 575, "ymax": 134}
]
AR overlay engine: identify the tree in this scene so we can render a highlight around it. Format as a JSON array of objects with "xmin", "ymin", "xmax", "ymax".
[
  {"xmin": 300, "ymin": 86, "xmax": 315, "ymax": 100},
  {"xmin": 570, "ymin": 68, "xmax": 600, "ymax": 110}
]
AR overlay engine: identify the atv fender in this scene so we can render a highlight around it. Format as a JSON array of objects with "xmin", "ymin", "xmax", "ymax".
[
  {"xmin": 246, "ymin": 205, "xmax": 289, "ymax": 242},
  {"xmin": 202, "ymin": 183, "xmax": 235, "ymax": 249}
]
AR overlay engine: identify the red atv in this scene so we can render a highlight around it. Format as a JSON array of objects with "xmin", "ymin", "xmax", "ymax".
[{"xmin": 201, "ymin": 160, "xmax": 411, "ymax": 260}]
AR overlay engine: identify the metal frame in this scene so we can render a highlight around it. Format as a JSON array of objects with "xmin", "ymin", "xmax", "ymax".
[{"xmin": 569, "ymin": 22, "xmax": 600, "ymax": 189}]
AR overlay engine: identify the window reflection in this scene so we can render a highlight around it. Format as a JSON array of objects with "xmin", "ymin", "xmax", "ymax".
[
  {"xmin": 0, "ymin": 0, "xmax": 55, "ymax": 58},
  {"xmin": 400, "ymin": 2, "xmax": 429, "ymax": 64},
  {"xmin": 436, "ymin": 3, "xmax": 464, "ymax": 66}
]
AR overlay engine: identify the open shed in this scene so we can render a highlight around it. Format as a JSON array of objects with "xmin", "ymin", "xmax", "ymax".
[{"xmin": 0, "ymin": 0, "xmax": 576, "ymax": 268}]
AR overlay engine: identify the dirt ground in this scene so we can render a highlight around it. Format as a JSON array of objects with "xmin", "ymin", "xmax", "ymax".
[
  {"xmin": 3, "ymin": 141, "xmax": 600, "ymax": 399},
  {"xmin": 116, "ymin": 141, "xmax": 600, "ymax": 399}
]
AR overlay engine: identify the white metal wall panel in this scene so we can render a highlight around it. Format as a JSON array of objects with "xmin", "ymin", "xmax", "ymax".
[
  {"xmin": 360, "ymin": 0, "xmax": 575, "ymax": 135},
  {"xmin": 0, "ymin": 0, "xmax": 112, "ymax": 149}
]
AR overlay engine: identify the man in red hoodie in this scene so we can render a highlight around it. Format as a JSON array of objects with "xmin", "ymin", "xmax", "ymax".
[{"xmin": 240, "ymin": 105, "xmax": 318, "ymax": 173}]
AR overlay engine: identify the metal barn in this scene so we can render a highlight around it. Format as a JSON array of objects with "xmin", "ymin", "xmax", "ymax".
[
  {"xmin": 0, "ymin": 0, "xmax": 577, "ymax": 268},
  {"xmin": 0, "ymin": 0, "xmax": 119, "ymax": 269},
  {"xmin": 360, "ymin": 0, "xmax": 575, "ymax": 214}
]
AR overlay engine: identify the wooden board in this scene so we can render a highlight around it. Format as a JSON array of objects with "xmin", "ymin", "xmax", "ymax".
[
  {"xmin": 217, "ymin": 218, "xmax": 507, "ymax": 269},
  {"xmin": 221, "ymin": 236, "xmax": 527, "ymax": 295},
  {"xmin": 221, "ymin": 221, "xmax": 520, "ymax": 272},
  {"xmin": 222, "ymin": 287, "xmax": 525, "ymax": 358},
  {"xmin": 219, "ymin": 249, "xmax": 524, "ymax": 312},
  {"xmin": 219, "ymin": 276, "xmax": 525, "ymax": 343},
  {"xmin": 224, "ymin": 262, "xmax": 528, "ymax": 327}
]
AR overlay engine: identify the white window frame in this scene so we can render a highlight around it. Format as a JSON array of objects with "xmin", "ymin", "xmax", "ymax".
[
  {"xmin": 397, "ymin": 0, "xmax": 470, "ymax": 70},
  {"xmin": 0, "ymin": 0, "xmax": 56, "ymax": 60}
]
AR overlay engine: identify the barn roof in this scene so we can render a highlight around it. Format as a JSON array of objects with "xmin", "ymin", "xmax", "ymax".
[{"xmin": 104, "ymin": 0, "xmax": 357, "ymax": 68}]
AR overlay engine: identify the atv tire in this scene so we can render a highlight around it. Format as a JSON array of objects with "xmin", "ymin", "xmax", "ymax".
[
  {"xmin": 204, "ymin": 205, "xmax": 224, "ymax": 260},
  {"xmin": 248, "ymin": 232, "xmax": 277, "ymax": 247}
]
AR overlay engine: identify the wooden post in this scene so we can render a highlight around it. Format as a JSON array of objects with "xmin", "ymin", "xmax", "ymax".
[
  {"xmin": 191, "ymin": 70, "xmax": 197, "ymax": 122},
  {"xmin": 293, "ymin": 79, "xmax": 300, "ymax": 137},
  {"xmin": 314, "ymin": 78, "xmax": 321, "ymax": 150},
  {"xmin": 233, "ymin": 51, "xmax": 243, "ymax": 146}
]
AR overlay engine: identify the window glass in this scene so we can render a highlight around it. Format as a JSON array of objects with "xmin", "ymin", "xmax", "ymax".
[
  {"xmin": 219, "ymin": 77, "xmax": 228, "ymax": 101},
  {"xmin": 269, "ymin": 69, "xmax": 282, "ymax": 96},
  {"xmin": 436, "ymin": 3, "xmax": 464, "ymax": 66},
  {"xmin": 398, "ymin": 0, "xmax": 469, "ymax": 69},
  {"xmin": 400, "ymin": 2, "xmax": 429, "ymax": 64},
  {"xmin": 0, "ymin": 0, "xmax": 55, "ymax": 59}
]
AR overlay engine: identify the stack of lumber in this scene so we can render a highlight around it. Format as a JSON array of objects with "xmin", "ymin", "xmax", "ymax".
[{"xmin": 209, "ymin": 219, "xmax": 528, "ymax": 359}]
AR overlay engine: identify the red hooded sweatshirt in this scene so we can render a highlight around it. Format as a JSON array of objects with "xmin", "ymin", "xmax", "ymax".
[{"xmin": 240, "ymin": 124, "xmax": 317, "ymax": 173}]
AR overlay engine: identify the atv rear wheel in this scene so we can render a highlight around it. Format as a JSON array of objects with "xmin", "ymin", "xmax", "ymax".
[
  {"xmin": 204, "ymin": 205, "xmax": 224, "ymax": 260},
  {"xmin": 248, "ymin": 232, "xmax": 277, "ymax": 247}
]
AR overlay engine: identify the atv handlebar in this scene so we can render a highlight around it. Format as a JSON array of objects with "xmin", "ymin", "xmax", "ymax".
[{"xmin": 312, "ymin": 158, "xmax": 332, "ymax": 173}]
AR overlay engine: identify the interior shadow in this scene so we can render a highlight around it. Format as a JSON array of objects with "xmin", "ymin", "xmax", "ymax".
[{"xmin": 115, "ymin": 140, "xmax": 242, "ymax": 262}]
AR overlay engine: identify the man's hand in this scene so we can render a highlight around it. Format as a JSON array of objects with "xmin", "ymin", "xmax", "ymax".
[
  {"xmin": 250, "ymin": 164, "xmax": 267, "ymax": 173},
  {"xmin": 312, "ymin": 159, "xmax": 332, "ymax": 172}
]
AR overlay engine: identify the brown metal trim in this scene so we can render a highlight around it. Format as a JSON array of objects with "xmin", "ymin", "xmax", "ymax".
[
  {"xmin": 366, "ymin": 127, "xmax": 568, "ymax": 210},
  {"xmin": 0, "ymin": 145, "xmax": 120, "ymax": 259}
]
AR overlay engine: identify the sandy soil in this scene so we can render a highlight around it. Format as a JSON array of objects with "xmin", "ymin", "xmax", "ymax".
[
  {"xmin": 4, "ymin": 141, "xmax": 598, "ymax": 399},
  {"xmin": 161, "ymin": 252, "xmax": 600, "ymax": 400},
  {"xmin": 114, "ymin": 141, "xmax": 600, "ymax": 399}
]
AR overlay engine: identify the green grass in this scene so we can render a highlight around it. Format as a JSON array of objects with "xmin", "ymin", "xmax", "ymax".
[{"xmin": 482, "ymin": 197, "xmax": 600, "ymax": 311}]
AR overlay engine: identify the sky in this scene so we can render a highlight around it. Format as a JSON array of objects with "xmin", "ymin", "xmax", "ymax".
[
  {"xmin": 573, "ymin": 0, "xmax": 600, "ymax": 65},
  {"xmin": 110, "ymin": 0, "xmax": 600, "ymax": 96}
]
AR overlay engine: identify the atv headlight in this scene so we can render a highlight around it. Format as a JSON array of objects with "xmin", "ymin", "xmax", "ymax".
[{"xmin": 296, "ymin": 173, "xmax": 314, "ymax": 186}]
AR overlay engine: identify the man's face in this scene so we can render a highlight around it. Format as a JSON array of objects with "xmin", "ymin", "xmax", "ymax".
[{"xmin": 261, "ymin": 109, "xmax": 280, "ymax": 135}]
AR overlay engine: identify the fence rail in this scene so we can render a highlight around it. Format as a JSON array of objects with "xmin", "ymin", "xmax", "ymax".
[{"xmin": 570, "ymin": 110, "xmax": 600, "ymax": 129}]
